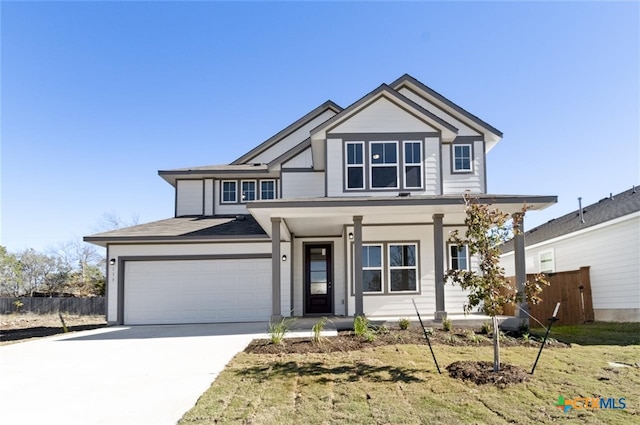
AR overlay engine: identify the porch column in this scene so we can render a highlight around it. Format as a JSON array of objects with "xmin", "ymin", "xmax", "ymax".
[
  {"xmin": 433, "ymin": 214, "xmax": 447, "ymax": 320},
  {"xmin": 353, "ymin": 215, "xmax": 364, "ymax": 316},
  {"xmin": 513, "ymin": 213, "xmax": 528, "ymax": 320},
  {"xmin": 271, "ymin": 217, "xmax": 282, "ymax": 319}
]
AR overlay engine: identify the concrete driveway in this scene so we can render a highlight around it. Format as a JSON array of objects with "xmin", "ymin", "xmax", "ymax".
[{"xmin": 0, "ymin": 323, "xmax": 269, "ymax": 425}]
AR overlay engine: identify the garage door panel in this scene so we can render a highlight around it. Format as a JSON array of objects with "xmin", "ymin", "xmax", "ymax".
[{"xmin": 124, "ymin": 259, "xmax": 271, "ymax": 324}]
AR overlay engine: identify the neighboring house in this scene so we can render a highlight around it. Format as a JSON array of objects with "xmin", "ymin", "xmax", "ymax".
[
  {"xmin": 84, "ymin": 74, "xmax": 556, "ymax": 325},
  {"xmin": 501, "ymin": 186, "xmax": 640, "ymax": 322}
]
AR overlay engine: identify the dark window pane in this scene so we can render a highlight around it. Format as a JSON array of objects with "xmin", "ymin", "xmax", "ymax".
[
  {"xmin": 363, "ymin": 270, "xmax": 382, "ymax": 292},
  {"xmin": 371, "ymin": 143, "xmax": 384, "ymax": 164},
  {"xmin": 390, "ymin": 245, "xmax": 415, "ymax": 267},
  {"xmin": 384, "ymin": 143, "xmax": 397, "ymax": 163},
  {"xmin": 371, "ymin": 167, "xmax": 397, "ymax": 188},
  {"xmin": 363, "ymin": 246, "xmax": 381, "ymax": 268},
  {"xmin": 347, "ymin": 143, "xmax": 363, "ymax": 165},
  {"xmin": 222, "ymin": 182, "xmax": 236, "ymax": 202},
  {"xmin": 347, "ymin": 167, "xmax": 364, "ymax": 189},
  {"xmin": 261, "ymin": 181, "xmax": 275, "ymax": 199},
  {"xmin": 405, "ymin": 166, "xmax": 421, "ymax": 188},
  {"xmin": 390, "ymin": 269, "xmax": 416, "ymax": 291}
]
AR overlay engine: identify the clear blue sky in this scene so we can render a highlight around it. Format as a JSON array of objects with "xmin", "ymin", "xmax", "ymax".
[{"xmin": 1, "ymin": 1, "xmax": 638, "ymax": 253}]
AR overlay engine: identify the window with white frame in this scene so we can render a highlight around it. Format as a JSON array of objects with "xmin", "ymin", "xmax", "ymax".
[
  {"xmin": 345, "ymin": 142, "xmax": 365, "ymax": 190},
  {"xmin": 260, "ymin": 180, "xmax": 276, "ymax": 200},
  {"xmin": 362, "ymin": 245, "xmax": 383, "ymax": 293},
  {"xmin": 241, "ymin": 180, "xmax": 256, "ymax": 202},
  {"xmin": 403, "ymin": 141, "xmax": 423, "ymax": 188},
  {"xmin": 370, "ymin": 141, "xmax": 398, "ymax": 189},
  {"xmin": 452, "ymin": 144, "xmax": 472, "ymax": 172},
  {"xmin": 221, "ymin": 181, "xmax": 237, "ymax": 203},
  {"xmin": 389, "ymin": 244, "xmax": 418, "ymax": 292},
  {"xmin": 449, "ymin": 244, "xmax": 469, "ymax": 271},
  {"xmin": 539, "ymin": 250, "xmax": 555, "ymax": 273}
]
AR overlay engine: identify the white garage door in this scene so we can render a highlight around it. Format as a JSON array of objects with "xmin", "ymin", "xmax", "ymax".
[{"xmin": 123, "ymin": 258, "xmax": 272, "ymax": 325}]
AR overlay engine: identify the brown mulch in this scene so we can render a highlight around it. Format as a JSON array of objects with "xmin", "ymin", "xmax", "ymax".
[
  {"xmin": 244, "ymin": 326, "xmax": 564, "ymax": 355},
  {"xmin": 446, "ymin": 361, "xmax": 530, "ymax": 387},
  {"xmin": 0, "ymin": 313, "xmax": 106, "ymax": 343}
]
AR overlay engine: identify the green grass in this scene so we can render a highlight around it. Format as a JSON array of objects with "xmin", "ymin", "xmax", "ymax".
[
  {"xmin": 180, "ymin": 343, "xmax": 639, "ymax": 424},
  {"xmin": 532, "ymin": 322, "xmax": 640, "ymax": 346}
]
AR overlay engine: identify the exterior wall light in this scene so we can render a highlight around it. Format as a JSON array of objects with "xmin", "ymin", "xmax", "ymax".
[
  {"xmin": 349, "ymin": 232, "xmax": 354, "ymax": 240},
  {"xmin": 281, "ymin": 255, "xmax": 287, "ymax": 261},
  {"xmin": 109, "ymin": 258, "xmax": 116, "ymax": 266}
]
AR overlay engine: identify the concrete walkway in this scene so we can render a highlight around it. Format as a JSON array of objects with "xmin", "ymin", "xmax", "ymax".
[{"xmin": 0, "ymin": 323, "xmax": 272, "ymax": 425}]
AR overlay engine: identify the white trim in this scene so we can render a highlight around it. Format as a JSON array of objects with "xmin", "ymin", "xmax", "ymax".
[
  {"xmin": 240, "ymin": 180, "xmax": 257, "ymax": 203},
  {"xmin": 388, "ymin": 243, "xmax": 419, "ymax": 293},
  {"xmin": 452, "ymin": 143, "xmax": 472, "ymax": 173},
  {"xmin": 369, "ymin": 141, "xmax": 399, "ymax": 190},
  {"xmin": 221, "ymin": 180, "xmax": 237, "ymax": 204},
  {"xmin": 260, "ymin": 179, "xmax": 277, "ymax": 200},
  {"xmin": 362, "ymin": 244, "xmax": 384, "ymax": 294},
  {"xmin": 403, "ymin": 140, "xmax": 423, "ymax": 189},
  {"xmin": 345, "ymin": 141, "xmax": 365, "ymax": 190}
]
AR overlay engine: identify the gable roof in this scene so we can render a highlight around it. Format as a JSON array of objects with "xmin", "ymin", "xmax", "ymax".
[
  {"xmin": 230, "ymin": 100, "xmax": 342, "ymax": 165},
  {"xmin": 502, "ymin": 185, "xmax": 640, "ymax": 253},
  {"xmin": 310, "ymin": 83, "xmax": 459, "ymax": 139},
  {"xmin": 390, "ymin": 73, "xmax": 503, "ymax": 138}
]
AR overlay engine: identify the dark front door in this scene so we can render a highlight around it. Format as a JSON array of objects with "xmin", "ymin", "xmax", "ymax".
[{"xmin": 305, "ymin": 244, "xmax": 333, "ymax": 314}]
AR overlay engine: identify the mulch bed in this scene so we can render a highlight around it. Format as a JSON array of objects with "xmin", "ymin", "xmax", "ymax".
[
  {"xmin": 446, "ymin": 361, "xmax": 530, "ymax": 387},
  {"xmin": 244, "ymin": 326, "xmax": 564, "ymax": 355}
]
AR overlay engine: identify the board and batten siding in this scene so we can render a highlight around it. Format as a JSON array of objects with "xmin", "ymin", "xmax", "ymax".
[
  {"xmin": 250, "ymin": 110, "xmax": 337, "ymax": 164},
  {"xmin": 424, "ymin": 136, "xmax": 441, "ymax": 195},
  {"xmin": 441, "ymin": 140, "xmax": 485, "ymax": 194},
  {"xmin": 281, "ymin": 171, "xmax": 325, "ymax": 198},
  {"xmin": 500, "ymin": 213, "xmax": 640, "ymax": 321},
  {"xmin": 176, "ymin": 180, "xmax": 204, "ymax": 216},
  {"xmin": 203, "ymin": 179, "xmax": 214, "ymax": 215}
]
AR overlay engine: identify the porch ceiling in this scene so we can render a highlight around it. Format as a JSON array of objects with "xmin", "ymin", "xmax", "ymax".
[{"xmin": 247, "ymin": 194, "xmax": 557, "ymax": 239}]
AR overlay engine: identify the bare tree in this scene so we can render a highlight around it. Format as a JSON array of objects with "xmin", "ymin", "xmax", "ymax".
[{"xmin": 92, "ymin": 211, "xmax": 139, "ymax": 233}]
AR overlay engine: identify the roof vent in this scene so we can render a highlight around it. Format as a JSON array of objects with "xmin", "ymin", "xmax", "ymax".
[
  {"xmin": 235, "ymin": 215, "xmax": 246, "ymax": 221},
  {"xmin": 578, "ymin": 197, "xmax": 585, "ymax": 224},
  {"xmin": 253, "ymin": 163, "xmax": 262, "ymax": 167},
  {"xmin": 610, "ymin": 192, "xmax": 614, "ymax": 200},
  {"xmin": 398, "ymin": 192, "xmax": 411, "ymax": 197},
  {"xmin": 633, "ymin": 185, "xmax": 636, "ymax": 194}
]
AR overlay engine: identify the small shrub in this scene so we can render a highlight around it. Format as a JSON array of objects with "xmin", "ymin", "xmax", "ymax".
[
  {"xmin": 353, "ymin": 315, "xmax": 371, "ymax": 337},
  {"xmin": 398, "ymin": 318, "xmax": 411, "ymax": 330},
  {"xmin": 425, "ymin": 327, "xmax": 434, "ymax": 336},
  {"xmin": 518, "ymin": 320, "xmax": 530, "ymax": 334},
  {"xmin": 376, "ymin": 324, "xmax": 390, "ymax": 335},
  {"xmin": 365, "ymin": 332, "xmax": 376, "ymax": 342},
  {"xmin": 268, "ymin": 317, "xmax": 295, "ymax": 345},
  {"xmin": 522, "ymin": 332, "xmax": 530, "ymax": 342},
  {"xmin": 441, "ymin": 317, "xmax": 452, "ymax": 332},
  {"xmin": 311, "ymin": 317, "xmax": 327, "ymax": 345},
  {"xmin": 480, "ymin": 320, "xmax": 491, "ymax": 335}
]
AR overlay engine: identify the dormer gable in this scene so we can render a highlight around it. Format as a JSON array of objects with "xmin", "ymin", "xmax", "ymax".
[
  {"xmin": 309, "ymin": 84, "xmax": 458, "ymax": 171},
  {"xmin": 390, "ymin": 74, "xmax": 502, "ymax": 150}
]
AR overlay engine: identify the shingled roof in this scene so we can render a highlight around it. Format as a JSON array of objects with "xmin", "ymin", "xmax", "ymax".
[{"xmin": 502, "ymin": 185, "xmax": 640, "ymax": 253}]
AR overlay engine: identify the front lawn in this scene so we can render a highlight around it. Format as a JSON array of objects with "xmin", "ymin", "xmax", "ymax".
[{"xmin": 180, "ymin": 325, "xmax": 639, "ymax": 425}]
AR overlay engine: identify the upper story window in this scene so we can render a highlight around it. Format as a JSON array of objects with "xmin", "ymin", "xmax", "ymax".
[
  {"xmin": 452, "ymin": 144, "xmax": 472, "ymax": 172},
  {"xmin": 260, "ymin": 180, "xmax": 276, "ymax": 200},
  {"xmin": 346, "ymin": 142, "xmax": 365, "ymax": 190},
  {"xmin": 403, "ymin": 141, "xmax": 423, "ymax": 189},
  {"xmin": 222, "ymin": 181, "xmax": 237, "ymax": 203},
  {"xmin": 449, "ymin": 244, "xmax": 469, "ymax": 270},
  {"xmin": 370, "ymin": 142, "xmax": 398, "ymax": 189},
  {"xmin": 241, "ymin": 180, "xmax": 256, "ymax": 202},
  {"xmin": 345, "ymin": 139, "xmax": 423, "ymax": 191}
]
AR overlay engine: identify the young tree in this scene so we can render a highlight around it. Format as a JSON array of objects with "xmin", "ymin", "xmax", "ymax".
[{"xmin": 446, "ymin": 195, "xmax": 548, "ymax": 372}]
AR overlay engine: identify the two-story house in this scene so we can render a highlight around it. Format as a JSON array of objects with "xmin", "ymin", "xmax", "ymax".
[{"xmin": 85, "ymin": 74, "xmax": 557, "ymax": 325}]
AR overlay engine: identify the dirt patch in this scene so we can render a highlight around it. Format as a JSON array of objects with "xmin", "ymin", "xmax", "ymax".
[
  {"xmin": 0, "ymin": 313, "xmax": 106, "ymax": 344},
  {"xmin": 245, "ymin": 326, "xmax": 566, "ymax": 355},
  {"xmin": 446, "ymin": 360, "xmax": 529, "ymax": 387}
]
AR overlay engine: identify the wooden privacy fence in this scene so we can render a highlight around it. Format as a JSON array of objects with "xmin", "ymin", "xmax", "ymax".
[
  {"xmin": 503, "ymin": 266, "xmax": 593, "ymax": 326},
  {"xmin": 0, "ymin": 297, "xmax": 105, "ymax": 316}
]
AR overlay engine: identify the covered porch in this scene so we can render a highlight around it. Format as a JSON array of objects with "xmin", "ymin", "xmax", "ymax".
[{"xmin": 248, "ymin": 194, "xmax": 556, "ymax": 321}]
